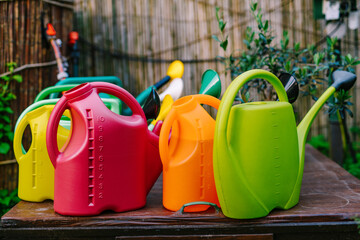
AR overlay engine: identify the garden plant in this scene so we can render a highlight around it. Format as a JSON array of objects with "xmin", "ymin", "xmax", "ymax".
[{"xmin": 212, "ymin": 2, "xmax": 360, "ymax": 176}]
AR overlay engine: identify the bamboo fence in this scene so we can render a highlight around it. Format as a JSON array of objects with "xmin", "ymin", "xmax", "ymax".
[
  {"xmin": 0, "ymin": 0, "xmax": 73, "ymax": 190},
  {"xmin": 0, "ymin": 0, "xmax": 359, "ymax": 190}
]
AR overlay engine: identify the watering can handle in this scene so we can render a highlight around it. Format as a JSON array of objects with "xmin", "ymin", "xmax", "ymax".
[
  {"xmin": 91, "ymin": 82, "xmax": 146, "ymax": 120},
  {"xmin": 34, "ymin": 84, "xmax": 78, "ymax": 102},
  {"xmin": 216, "ymin": 69, "xmax": 288, "ymax": 140},
  {"xmin": 13, "ymin": 114, "xmax": 30, "ymax": 162},
  {"xmin": 159, "ymin": 94, "xmax": 220, "ymax": 170},
  {"xmin": 178, "ymin": 201, "xmax": 221, "ymax": 214},
  {"xmin": 47, "ymin": 82, "xmax": 146, "ymax": 167}
]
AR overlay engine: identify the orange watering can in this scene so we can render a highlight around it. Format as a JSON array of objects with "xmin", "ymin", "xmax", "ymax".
[{"xmin": 159, "ymin": 94, "xmax": 221, "ymax": 212}]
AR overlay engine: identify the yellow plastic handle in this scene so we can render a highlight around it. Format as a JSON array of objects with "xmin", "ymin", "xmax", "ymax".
[
  {"xmin": 159, "ymin": 94, "xmax": 220, "ymax": 170},
  {"xmin": 14, "ymin": 114, "xmax": 30, "ymax": 163}
]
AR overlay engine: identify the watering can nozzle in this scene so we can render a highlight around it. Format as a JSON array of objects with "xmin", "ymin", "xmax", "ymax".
[
  {"xmin": 278, "ymin": 72, "xmax": 299, "ymax": 104},
  {"xmin": 331, "ymin": 70, "xmax": 357, "ymax": 91}
]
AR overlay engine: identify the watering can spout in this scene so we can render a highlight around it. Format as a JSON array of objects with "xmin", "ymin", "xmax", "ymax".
[
  {"xmin": 297, "ymin": 70, "xmax": 357, "ymax": 162},
  {"xmin": 287, "ymin": 70, "xmax": 356, "ymax": 208}
]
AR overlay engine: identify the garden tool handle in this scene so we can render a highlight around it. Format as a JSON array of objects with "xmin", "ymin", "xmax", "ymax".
[
  {"xmin": 159, "ymin": 95, "xmax": 220, "ymax": 170},
  {"xmin": 216, "ymin": 69, "xmax": 288, "ymax": 139},
  {"xmin": 13, "ymin": 114, "xmax": 30, "ymax": 162},
  {"xmin": 34, "ymin": 85, "xmax": 78, "ymax": 102},
  {"xmin": 178, "ymin": 201, "xmax": 221, "ymax": 214}
]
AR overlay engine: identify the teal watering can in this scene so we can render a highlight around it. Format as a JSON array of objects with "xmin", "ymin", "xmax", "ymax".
[{"xmin": 213, "ymin": 69, "xmax": 356, "ymax": 219}]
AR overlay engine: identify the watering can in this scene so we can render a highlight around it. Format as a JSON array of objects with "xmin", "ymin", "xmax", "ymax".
[
  {"xmin": 46, "ymin": 82, "xmax": 162, "ymax": 216},
  {"xmin": 213, "ymin": 69, "xmax": 356, "ymax": 219},
  {"xmin": 159, "ymin": 95, "xmax": 221, "ymax": 212},
  {"xmin": 14, "ymin": 105, "xmax": 71, "ymax": 202}
]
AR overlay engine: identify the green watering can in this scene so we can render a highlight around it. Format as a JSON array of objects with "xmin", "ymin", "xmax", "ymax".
[{"xmin": 213, "ymin": 69, "xmax": 356, "ymax": 219}]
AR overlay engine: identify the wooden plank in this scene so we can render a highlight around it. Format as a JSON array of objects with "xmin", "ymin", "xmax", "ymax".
[{"xmin": 3, "ymin": 145, "xmax": 360, "ymax": 229}]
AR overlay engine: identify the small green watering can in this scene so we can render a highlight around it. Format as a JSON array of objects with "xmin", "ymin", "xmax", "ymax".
[{"xmin": 213, "ymin": 69, "xmax": 356, "ymax": 219}]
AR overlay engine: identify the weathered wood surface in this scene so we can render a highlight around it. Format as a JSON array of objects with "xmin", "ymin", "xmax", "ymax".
[{"xmin": 1, "ymin": 145, "xmax": 360, "ymax": 239}]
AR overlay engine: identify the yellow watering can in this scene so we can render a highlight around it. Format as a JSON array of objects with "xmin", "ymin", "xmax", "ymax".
[{"xmin": 14, "ymin": 105, "xmax": 71, "ymax": 202}]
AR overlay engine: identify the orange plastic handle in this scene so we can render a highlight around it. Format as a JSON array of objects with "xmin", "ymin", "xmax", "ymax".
[{"xmin": 159, "ymin": 94, "xmax": 220, "ymax": 171}]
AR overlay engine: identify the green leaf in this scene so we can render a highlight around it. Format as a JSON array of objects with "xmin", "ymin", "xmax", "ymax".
[
  {"xmin": 345, "ymin": 54, "xmax": 352, "ymax": 63},
  {"xmin": 251, "ymin": 2, "xmax": 258, "ymax": 11},
  {"xmin": 220, "ymin": 38, "xmax": 228, "ymax": 51},
  {"xmin": 0, "ymin": 189, "xmax": 9, "ymax": 197},
  {"xmin": 6, "ymin": 132, "xmax": 14, "ymax": 141},
  {"xmin": 215, "ymin": 6, "xmax": 220, "ymax": 22},
  {"xmin": 0, "ymin": 142, "xmax": 10, "ymax": 154},
  {"xmin": 351, "ymin": 60, "xmax": 360, "ymax": 66},
  {"xmin": 264, "ymin": 20, "xmax": 268, "ymax": 31},
  {"xmin": 1, "ymin": 76, "xmax": 10, "ymax": 82},
  {"xmin": 219, "ymin": 20, "xmax": 226, "ymax": 32},
  {"xmin": 212, "ymin": 35, "xmax": 221, "ymax": 43},
  {"xmin": 12, "ymin": 75, "xmax": 22, "ymax": 83},
  {"xmin": 4, "ymin": 107, "xmax": 13, "ymax": 114}
]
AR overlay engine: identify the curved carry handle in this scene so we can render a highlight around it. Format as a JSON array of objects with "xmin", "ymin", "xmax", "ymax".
[
  {"xmin": 47, "ymin": 82, "xmax": 146, "ymax": 168},
  {"xmin": 15, "ymin": 99, "xmax": 60, "ymax": 130},
  {"xmin": 14, "ymin": 114, "xmax": 30, "ymax": 162},
  {"xmin": 215, "ymin": 69, "xmax": 288, "ymax": 144},
  {"xmin": 178, "ymin": 201, "xmax": 220, "ymax": 214},
  {"xmin": 34, "ymin": 84, "xmax": 78, "ymax": 102},
  {"xmin": 15, "ymin": 105, "xmax": 72, "ymax": 155},
  {"xmin": 159, "ymin": 94, "xmax": 220, "ymax": 171}
]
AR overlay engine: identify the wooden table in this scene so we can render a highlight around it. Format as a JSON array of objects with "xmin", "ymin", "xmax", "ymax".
[{"xmin": 1, "ymin": 145, "xmax": 360, "ymax": 239}]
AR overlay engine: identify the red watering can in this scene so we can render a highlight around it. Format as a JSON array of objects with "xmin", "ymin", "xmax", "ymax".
[{"xmin": 46, "ymin": 82, "xmax": 162, "ymax": 216}]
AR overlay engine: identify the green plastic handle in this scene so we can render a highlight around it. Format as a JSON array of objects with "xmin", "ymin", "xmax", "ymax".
[
  {"xmin": 216, "ymin": 69, "xmax": 288, "ymax": 141},
  {"xmin": 178, "ymin": 201, "xmax": 220, "ymax": 214},
  {"xmin": 34, "ymin": 85, "xmax": 78, "ymax": 102}
]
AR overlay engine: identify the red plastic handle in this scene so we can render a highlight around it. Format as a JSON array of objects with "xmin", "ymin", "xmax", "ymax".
[{"xmin": 46, "ymin": 82, "xmax": 146, "ymax": 168}]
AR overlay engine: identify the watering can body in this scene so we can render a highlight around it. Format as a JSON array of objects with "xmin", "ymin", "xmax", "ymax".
[
  {"xmin": 14, "ymin": 105, "xmax": 70, "ymax": 202},
  {"xmin": 46, "ymin": 82, "xmax": 162, "ymax": 216},
  {"xmin": 159, "ymin": 95, "xmax": 220, "ymax": 212}
]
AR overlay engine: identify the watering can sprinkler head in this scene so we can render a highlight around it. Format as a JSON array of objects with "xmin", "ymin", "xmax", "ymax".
[
  {"xmin": 166, "ymin": 60, "xmax": 184, "ymax": 80},
  {"xmin": 331, "ymin": 70, "xmax": 357, "ymax": 91},
  {"xmin": 142, "ymin": 88, "xmax": 160, "ymax": 120},
  {"xmin": 199, "ymin": 69, "xmax": 221, "ymax": 98},
  {"xmin": 278, "ymin": 72, "xmax": 299, "ymax": 104},
  {"xmin": 154, "ymin": 60, "xmax": 184, "ymax": 89}
]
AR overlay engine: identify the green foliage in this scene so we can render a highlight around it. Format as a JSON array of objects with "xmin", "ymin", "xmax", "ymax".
[
  {"xmin": 213, "ymin": 2, "xmax": 360, "ymax": 103},
  {"xmin": 309, "ymin": 127, "xmax": 360, "ymax": 180},
  {"xmin": 0, "ymin": 188, "xmax": 20, "ymax": 216},
  {"xmin": 307, "ymin": 135, "xmax": 330, "ymax": 156},
  {"xmin": 0, "ymin": 62, "xmax": 22, "ymax": 155}
]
